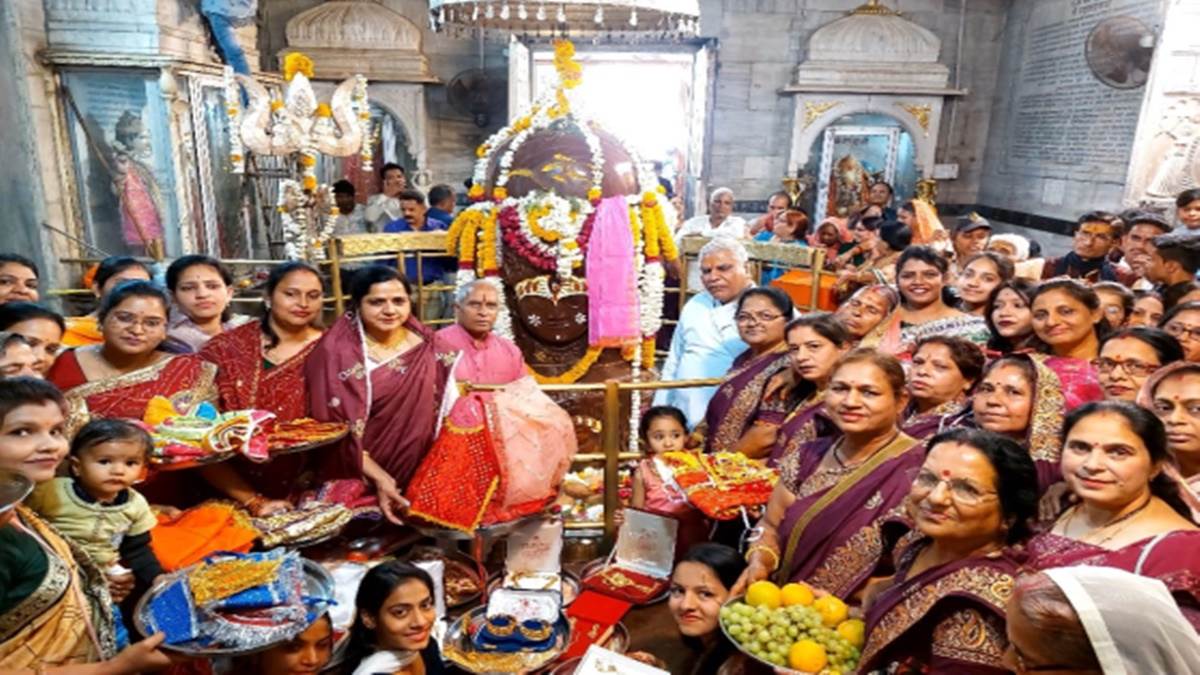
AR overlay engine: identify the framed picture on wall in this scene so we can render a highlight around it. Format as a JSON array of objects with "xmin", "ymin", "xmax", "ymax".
[{"xmin": 815, "ymin": 125, "xmax": 900, "ymax": 219}]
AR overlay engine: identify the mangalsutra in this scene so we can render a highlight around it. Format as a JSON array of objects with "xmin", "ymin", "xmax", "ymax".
[{"xmin": 1066, "ymin": 495, "xmax": 1153, "ymax": 546}]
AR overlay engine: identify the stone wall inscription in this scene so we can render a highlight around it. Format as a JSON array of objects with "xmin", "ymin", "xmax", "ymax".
[{"xmin": 1006, "ymin": 0, "xmax": 1161, "ymax": 178}]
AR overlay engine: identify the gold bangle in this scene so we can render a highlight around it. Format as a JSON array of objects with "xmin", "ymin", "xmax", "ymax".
[
  {"xmin": 485, "ymin": 615, "xmax": 517, "ymax": 637},
  {"xmin": 746, "ymin": 545, "xmax": 780, "ymax": 572},
  {"xmin": 518, "ymin": 619, "xmax": 554, "ymax": 641}
]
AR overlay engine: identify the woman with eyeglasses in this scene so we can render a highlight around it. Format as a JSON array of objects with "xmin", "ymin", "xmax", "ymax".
[
  {"xmin": 1095, "ymin": 327, "xmax": 1182, "ymax": 402},
  {"xmin": 902, "ymin": 336, "xmax": 983, "ymax": 440},
  {"xmin": 859, "ymin": 429, "xmax": 1037, "ymax": 674},
  {"xmin": 733, "ymin": 349, "xmax": 923, "ymax": 602},
  {"xmin": 984, "ymin": 278, "xmax": 1038, "ymax": 355},
  {"xmin": 860, "ymin": 246, "xmax": 990, "ymax": 357},
  {"xmin": 47, "ymin": 280, "xmax": 217, "ymax": 435},
  {"xmin": 1093, "ymin": 281, "xmax": 1134, "ymax": 328},
  {"xmin": 968, "ymin": 354, "xmax": 1103, "ymax": 494},
  {"xmin": 831, "ymin": 213, "xmax": 880, "ymax": 269},
  {"xmin": 1159, "ymin": 300, "xmax": 1200, "ymax": 362},
  {"xmin": 1140, "ymin": 362, "xmax": 1200, "ymax": 521},
  {"xmin": 834, "ymin": 284, "xmax": 898, "ymax": 343},
  {"xmin": 1027, "ymin": 401, "xmax": 1200, "ymax": 630},
  {"xmin": 699, "ymin": 287, "xmax": 794, "ymax": 458}
]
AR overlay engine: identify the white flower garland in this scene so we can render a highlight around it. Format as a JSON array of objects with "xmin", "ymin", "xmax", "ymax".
[
  {"xmin": 353, "ymin": 75, "xmax": 372, "ymax": 172},
  {"xmin": 223, "ymin": 66, "xmax": 244, "ymax": 174}
]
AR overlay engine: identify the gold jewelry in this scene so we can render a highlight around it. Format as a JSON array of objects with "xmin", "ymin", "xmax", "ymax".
[
  {"xmin": 598, "ymin": 568, "xmax": 656, "ymax": 594},
  {"xmin": 518, "ymin": 619, "xmax": 554, "ymax": 641},
  {"xmin": 485, "ymin": 615, "xmax": 517, "ymax": 637},
  {"xmin": 746, "ymin": 545, "xmax": 780, "ymax": 572},
  {"xmin": 365, "ymin": 327, "xmax": 409, "ymax": 350}
]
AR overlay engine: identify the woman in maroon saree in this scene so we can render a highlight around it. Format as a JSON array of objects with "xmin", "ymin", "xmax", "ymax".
[
  {"xmin": 860, "ymin": 428, "xmax": 1038, "ymax": 674},
  {"xmin": 1027, "ymin": 401, "xmax": 1200, "ymax": 629},
  {"xmin": 701, "ymin": 287, "xmax": 792, "ymax": 458},
  {"xmin": 901, "ymin": 335, "xmax": 983, "ymax": 440},
  {"xmin": 199, "ymin": 261, "xmax": 326, "ymax": 504},
  {"xmin": 765, "ymin": 313, "xmax": 851, "ymax": 465},
  {"xmin": 967, "ymin": 353, "xmax": 1102, "ymax": 494},
  {"xmin": 306, "ymin": 266, "xmax": 448, "ymax": 524},
  {"xmin": 734, "ymin": 349, "xmax": 922, "ymax": 603}
]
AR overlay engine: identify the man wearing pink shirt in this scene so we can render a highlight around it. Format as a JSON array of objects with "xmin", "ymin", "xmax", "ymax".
[{"xmin": 434, "ymin": 279, "xmax": 525, "ymax": 385}]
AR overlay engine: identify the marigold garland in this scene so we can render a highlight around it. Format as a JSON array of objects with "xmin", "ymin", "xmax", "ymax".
[
  {"xmin": 526, "ymin": 346, "xmax": 603, "ymax": 384},
  {"xmin": 642, "ymin": 336, "xmax": 657, "ymax": 370},
  {"xmin": 479, "ymin": 212, "xmax": 500, "ymax": 274}
]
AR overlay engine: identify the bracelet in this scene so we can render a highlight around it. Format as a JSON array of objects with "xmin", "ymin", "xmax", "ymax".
[
  {"xmin": 519, "ymin": 619, "xmax": 554, "ymax": 641},
  {"xmin": 746, "ymin": 545, "xmax": 780, "ymax": 572},
  {"xmin": 485, "ymin": 614, "xmax": 517, "ymax": 637}
]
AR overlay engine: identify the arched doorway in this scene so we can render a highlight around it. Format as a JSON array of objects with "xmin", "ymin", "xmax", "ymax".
[
  {"xmin": 317, "ymin": 102, "xmax": 417, "ymax": 201},
  {"xmin": 800, "ymin": 113, "xmax": 917, "ymax": 218}
]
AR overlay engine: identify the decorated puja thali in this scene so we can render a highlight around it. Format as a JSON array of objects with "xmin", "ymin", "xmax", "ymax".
[
  {"xmin": 442, "ymin": 590, "xmax": 573, "ymax": 674},
  {"xmin": 135, "ymin": 549, "xmax": 335, "ymax": 657}
]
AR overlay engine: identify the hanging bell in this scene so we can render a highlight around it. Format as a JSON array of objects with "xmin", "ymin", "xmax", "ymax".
[{"xmin": 518, "ymin": 2, "xmax": 528, "ymax": 19}]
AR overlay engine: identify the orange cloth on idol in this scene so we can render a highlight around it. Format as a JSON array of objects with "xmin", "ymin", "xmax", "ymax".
[
  {"xmin": 62, "ymin": 316, "xmax": 102, "ymax": 347},
  {"xmin": 149, "ymin": 502, "xmax": 259, "ymax": 571}
]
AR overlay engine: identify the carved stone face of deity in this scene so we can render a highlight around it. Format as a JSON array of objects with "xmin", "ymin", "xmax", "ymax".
[{"xmin": 512, "ymin": 272, "xmax": 589, "ymax": 346}]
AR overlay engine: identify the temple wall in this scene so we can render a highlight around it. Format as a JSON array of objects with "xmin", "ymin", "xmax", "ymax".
[
  {"xmin": 698, "ymin": 0, "xmax": 1011, "ymax": 206},
  {"xmin": 976, "ymin": 0, "xmax": 1166, "ymax": 223}
]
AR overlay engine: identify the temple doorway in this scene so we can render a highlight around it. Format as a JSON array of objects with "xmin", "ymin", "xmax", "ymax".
[
  {"xmin": 510, "ymin": 40, "xmax": 713, "ymax": 216},
  {"xmin": 802, "ymin": 113, "xmax": 918, "ymax": 219}
]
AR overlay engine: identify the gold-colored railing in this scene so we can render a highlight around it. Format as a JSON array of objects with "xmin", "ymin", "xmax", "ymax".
[
  {"xmin": 467, "ymin": 377, "xmax": 722, "ymax": 543},
  {"xmin": 677, "ymin": 236, "xmax": 828, "ymax": 312}
]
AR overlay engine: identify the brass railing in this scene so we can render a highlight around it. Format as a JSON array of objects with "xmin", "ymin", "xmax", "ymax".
[
  {"xmin": 466, "ymin": 377, "xmax": 722, "ymax": 543},
  {"xmin": 677, "ymin": 236, "xmax": 828, "ymax": 311}
]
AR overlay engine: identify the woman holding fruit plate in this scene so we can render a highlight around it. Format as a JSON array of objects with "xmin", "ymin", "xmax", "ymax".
[
  {"xmin": 735, "ymin": 348, "xmax": 923, "ymax": 602},
  {"xmin": 857, "ymin": 428, "xmax": 1038, "ymax": 674}
]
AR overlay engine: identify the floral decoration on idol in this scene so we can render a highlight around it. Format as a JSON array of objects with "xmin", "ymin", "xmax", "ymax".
[
  {"xmin": 446, "ymin": 40, "xmax": 678, "ymax": 450},
  {"xmin": 225, "ymin": 53, "xmax": 372, "ymax": 260}
]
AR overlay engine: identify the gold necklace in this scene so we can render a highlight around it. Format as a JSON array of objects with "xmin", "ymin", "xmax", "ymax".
[{"xmin": 1066, "ymin": 495, "xmax": 1153, "ymax": 546}]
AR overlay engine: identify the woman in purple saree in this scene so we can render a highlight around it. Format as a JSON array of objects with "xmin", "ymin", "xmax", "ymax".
[
  {"xmin": 307, "ymin": 266, "xmax": 448, "ymax": 524},
  {"xmin": 734, "ymin": 349, "xmax": 923, "ymax": 603},
  {"xmin": 1027, "ymin": 401, "xmax": 1200, "ymax": 629},
  {"xmin": 901, "ymin": 335, "xmax": 983, "ymax": 440},
  {"xmin": 701, "ymin": 288, "xmax": 792, "ymax": 458},
  {"xmin": 859, "ymin": 428, "xmax": 1038, "ymax": 674},
  {"xmin": 765, "ymin": 313, "xmax": 851, "ymax": 465}
]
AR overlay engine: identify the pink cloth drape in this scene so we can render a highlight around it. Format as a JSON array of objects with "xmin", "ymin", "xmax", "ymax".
[{"xmin": 586, "ymin": 196, "xmax": 639, "ymax": 347}]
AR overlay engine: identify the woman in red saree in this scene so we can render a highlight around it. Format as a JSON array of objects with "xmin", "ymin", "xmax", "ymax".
[
  {"xmin": 967, "ymin": 353, "xmax": 1102, "ymax": 494},
  {"xmin": 766, "ymin": 313, "xmax": 851, "ymax": 465},
  {"xmin": 199, "ymin": 261, "xmax": 326, "ymax": 505},
  {"xmin": 901, "ymin": 336, "xmax": 983, "ymax": 440},
  {"xmin": 1027, "ymin": 401, "xmax": 1200, "ymax": 629},
  {"xmin": 46, "ymin": 280, "xmax": 217, "ymax": 434},
  {"xmin": 700, "ymin": 287, "xmax": 792, "ymax": 458},
  {"xmin": 734, "ymin": 349, "xmax": 923, "ymax": 602},
  {"xmin": 860, "ymin": 428, "xmax": 1038, "ymax": 674},
  {"xmin": 306, "ymin": 266, "xmax": 448, "ymax": 524}
]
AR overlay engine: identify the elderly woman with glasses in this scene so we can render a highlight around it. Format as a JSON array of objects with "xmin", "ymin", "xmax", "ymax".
[
  {"xmin": 859, "ymin": 428, "xmax": 1038, "ymax": 674},
  {"xmin": 1094, "ymin": 327, "xmax": 1183, "ymax": 401}
]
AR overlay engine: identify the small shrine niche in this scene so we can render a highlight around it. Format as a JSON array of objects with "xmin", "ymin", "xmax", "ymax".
[
  {"xmin": 280, "ymin": 0, "xmax": 440, "ymax": 197},
  {"xmin": 782, "ymin": 0, "xmax": 964, "ymax": 217}
]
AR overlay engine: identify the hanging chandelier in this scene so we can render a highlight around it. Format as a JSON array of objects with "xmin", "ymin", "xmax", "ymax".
[{"xmin": 428, "ymin": 0, "xmax": 700, "ymax": 39}]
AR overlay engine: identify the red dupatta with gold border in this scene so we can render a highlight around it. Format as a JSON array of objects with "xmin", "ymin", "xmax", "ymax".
[{"xmin": 199, "ymin": 319, "xmax": 318, "ymax": 420}]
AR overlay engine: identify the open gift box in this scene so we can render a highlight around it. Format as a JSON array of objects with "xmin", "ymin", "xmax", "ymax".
[
  {"xmin": 502, "ymin": 518, "xmax": 563, "ymax": 592},
  {"xmin": 582, "ymin": 509, "xmax": 677, "ymax": 604},
  {"xmin": 471, "ymin": 588, "xmax": 564, "ymax": 653}
]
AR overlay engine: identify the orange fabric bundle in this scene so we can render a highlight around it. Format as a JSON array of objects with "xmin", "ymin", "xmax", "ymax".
[{"xmin": 150, "ymin": 501, "xmax": 260, "ymax": 571}]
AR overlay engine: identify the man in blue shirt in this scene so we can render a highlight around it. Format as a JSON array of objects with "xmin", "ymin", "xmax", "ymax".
[
  {"xmin": 426, "ymin": 184, "xmax": 456, "ymax": 229},
  {"xmin": 383, "ymin": 188, "xmax": 452, "ymax": 322}
]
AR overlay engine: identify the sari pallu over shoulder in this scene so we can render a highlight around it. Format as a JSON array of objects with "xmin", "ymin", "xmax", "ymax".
[
  {"xmin": 0, "ymin": 507, "xmax": 116, "ymax": 668},
  {"xmin": 774, "ymin": 433, "xmax": 922, "ymax": 600},
  {"xmin": 199, "ymin": 319, "xmax": 318, "ymax": 420},
  {"xmin": 306, "ymin": 313, "xmax": 448, "ymax": 490},
  {"xmin": 859, "ymin": 533, "xmax": 1019, "ymax": 674},
  {"xmin": 703, "ymin": 345, "xmax": 791, "ymax": 454},
  {"xmin": 48, "ymin": 350, "xmax": 218, "ymax": 435}
]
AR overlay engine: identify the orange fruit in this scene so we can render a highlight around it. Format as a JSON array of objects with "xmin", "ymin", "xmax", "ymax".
[
  {"xmin": 745, "ymin": 580, "xmax": 782, "ymax": 609},
  {"xmin": 780, "ymin": 582, "xmax": 815, "ymax": 607},
  {"xmin": 837, "ymin": 618, "xmax": 866, "ymax": 648},
  {"xmin": 788, "ymin": 639, "xmax": 828, "ymax": 672},
  {"xmin": 814, "ymin": 595, "xmax": 849, "ymax": 627}
]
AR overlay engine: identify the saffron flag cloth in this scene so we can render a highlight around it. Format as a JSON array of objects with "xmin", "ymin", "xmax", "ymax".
[
  {"xmin": 586, "ymin": 196, "xmax": 639, "ymax": 347},
  {"xmin": 149, "ymin": 501, "xmax": 259, "ymax": 571}
]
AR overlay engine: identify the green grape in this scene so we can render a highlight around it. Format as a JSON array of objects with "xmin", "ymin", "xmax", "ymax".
[
  {"xmin": 786, "ymin": 625, "xmax": 799, "ymax": 638},
  {"xmin": 755, "ymin": 629, "xmax": 771, "ymax": 643}
]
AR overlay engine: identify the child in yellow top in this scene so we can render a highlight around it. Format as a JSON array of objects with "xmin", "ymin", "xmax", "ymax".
[{"xmin": 26, "ymin": 418, "xmax": 163, "ymax": 590}]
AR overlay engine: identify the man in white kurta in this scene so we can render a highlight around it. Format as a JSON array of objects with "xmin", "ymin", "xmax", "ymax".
[
  {"xmin": 676, "ymin": 188, "xmax": 748, "ymax": 290},
  {"xmin": 654, "ymin": 237, "xmax": 754, "ymax": 428}
]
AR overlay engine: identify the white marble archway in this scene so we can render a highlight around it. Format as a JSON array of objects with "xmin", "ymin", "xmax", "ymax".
[{"xmin": 785, "ymin": 94, "xmax": 942, "ymax": 178}]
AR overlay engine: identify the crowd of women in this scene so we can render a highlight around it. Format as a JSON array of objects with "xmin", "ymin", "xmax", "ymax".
[{"xmin": 2, "ymin": 189, "xmax": 1200, "ymax": 673}]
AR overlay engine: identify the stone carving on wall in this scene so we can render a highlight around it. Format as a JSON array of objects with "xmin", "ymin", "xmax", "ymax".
[
  {"xmin": 804, "ymin": 101, "xmax": 841, "ymax": 129},
  {"xmin": 1144, "ymin": 97, "xmax": 1200, "ymax": 198},
  {"xmin": 895, "ymin": 102, "xmax": 932, "ymax": 135}
]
